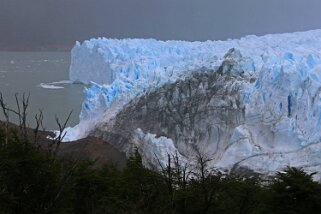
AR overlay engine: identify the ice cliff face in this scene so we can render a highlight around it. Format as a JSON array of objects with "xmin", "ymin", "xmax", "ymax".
[
  {"xmin": 68, "ymin": 30, "xmax": 321, "ymax": 179},
  {"xmin": 90, "ymin": 49, "xmax": 250, "ymax": 167}
]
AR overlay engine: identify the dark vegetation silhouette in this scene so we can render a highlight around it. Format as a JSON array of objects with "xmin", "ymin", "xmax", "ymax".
[{"xmin": 0, "ymin": 94, "xmax": 321, "ymax": 213}]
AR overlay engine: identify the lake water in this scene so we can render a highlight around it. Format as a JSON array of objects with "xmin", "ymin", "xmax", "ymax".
[{"xmin": 0, "ymin": 52, "xmax": 84, "ymax": 130}]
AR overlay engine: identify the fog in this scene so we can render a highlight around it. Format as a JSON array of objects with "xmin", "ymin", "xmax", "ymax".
[{"xmin": 1, "ymin": 0, "xmax": 321, "ymax": 49}]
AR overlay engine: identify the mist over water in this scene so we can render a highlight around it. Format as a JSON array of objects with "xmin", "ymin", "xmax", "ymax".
[{"xmin": 0, "ymin": 52, "xmax": 84, "ymax": 130}]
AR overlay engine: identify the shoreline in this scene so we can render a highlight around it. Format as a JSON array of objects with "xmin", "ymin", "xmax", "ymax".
[{"xmin": 0, "ymin": 120, "xmax": 126, "ymax": 168}]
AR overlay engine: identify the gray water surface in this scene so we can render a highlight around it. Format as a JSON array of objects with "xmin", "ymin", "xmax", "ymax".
[{"xmin": 0, "ymin": 52, "xmax": 84, "ymax": 130}]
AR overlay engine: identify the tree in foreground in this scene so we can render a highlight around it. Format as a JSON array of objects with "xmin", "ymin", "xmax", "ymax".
[
  {"xmin": 261, "ymin": 167, "xmax": 321, "ymax": 214},
  {"xmin": 1, "ymin": 124, "xmax": 321, "ymax": 213}
]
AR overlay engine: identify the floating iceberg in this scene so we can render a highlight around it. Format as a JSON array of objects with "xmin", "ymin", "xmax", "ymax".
[{"xmin": 67, "ymin": 30, "xmax": 321, "ymax": 179}]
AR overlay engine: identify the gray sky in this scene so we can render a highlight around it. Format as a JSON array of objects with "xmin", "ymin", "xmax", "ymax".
[{"xmin": 1, "ymin": 0, "xmax": 321, "ymax": 49}]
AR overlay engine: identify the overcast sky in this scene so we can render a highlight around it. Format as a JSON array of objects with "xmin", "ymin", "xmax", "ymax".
[{"xmin": 1, "ymin": 0, "xmax": 321, "ymax": 48}]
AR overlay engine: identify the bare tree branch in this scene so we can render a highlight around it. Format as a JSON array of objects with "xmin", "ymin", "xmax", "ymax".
[{"xmin": 50, "ymin": 110, "xmax": 73, "ymax": 156}]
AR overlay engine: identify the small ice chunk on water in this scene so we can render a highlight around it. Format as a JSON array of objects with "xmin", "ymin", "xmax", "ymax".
[{"xmin": 39, "ymin": 83, "xmax": 64, "ymax": 89}]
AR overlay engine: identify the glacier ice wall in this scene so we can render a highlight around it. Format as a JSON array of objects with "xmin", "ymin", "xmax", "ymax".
[
  {"xmin": 68, "ymin": 30, "xmax": 321, "ymax": 178},
  {"xmin": 70, "ymin": 30, "xmax": 321, "ymax": 122}
]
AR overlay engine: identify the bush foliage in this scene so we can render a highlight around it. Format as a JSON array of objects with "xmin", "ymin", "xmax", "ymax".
[{"xmin": 0, "ymin": 128, "xmax": 321, "ymax": 214}]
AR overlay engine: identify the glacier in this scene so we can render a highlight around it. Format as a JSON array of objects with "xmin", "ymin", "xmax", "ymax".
[{"xmin": 66, "ymin": 30, "xmax": 321, "ymax": 179}]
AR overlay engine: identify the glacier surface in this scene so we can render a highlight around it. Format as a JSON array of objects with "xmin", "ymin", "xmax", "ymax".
[{"xmin": 67, "ymin": 30, "xmax": 321, "ymax": 179}]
